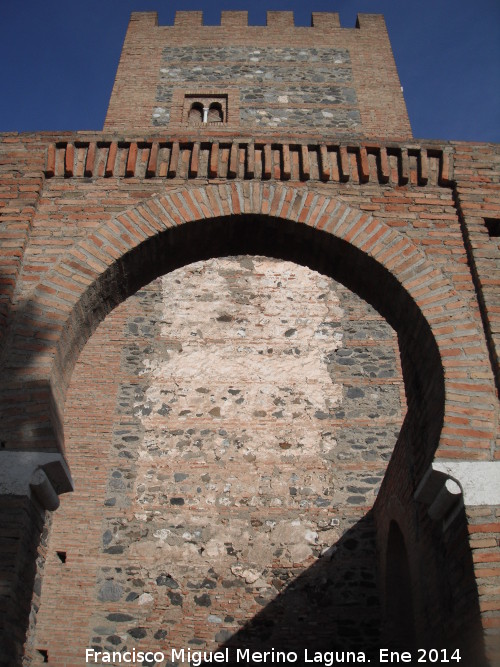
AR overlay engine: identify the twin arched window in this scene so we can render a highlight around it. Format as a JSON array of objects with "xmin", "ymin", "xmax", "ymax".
[{"xmin": 188, "ymin": 101, "xmax": 224, "ymax": 126}]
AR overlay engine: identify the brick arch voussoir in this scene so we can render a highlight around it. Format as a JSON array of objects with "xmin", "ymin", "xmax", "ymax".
[{"xmin": 20, "ymin": 182, "xmax": 492, "ymax": 459}]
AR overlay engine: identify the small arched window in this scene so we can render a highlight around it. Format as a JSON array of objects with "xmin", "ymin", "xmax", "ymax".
[
  {"xmin": 207, "ymin": 103, "xmax": 223, "ymax": 124},
  {"xmin": 188, "ymin": 102, "xmax": 204, "ymax": 126}
]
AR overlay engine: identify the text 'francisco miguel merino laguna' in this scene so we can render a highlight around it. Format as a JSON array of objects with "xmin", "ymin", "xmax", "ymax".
[{"xmin": 86, "ymin": 647, "xmax": 459, "ymax": 664}]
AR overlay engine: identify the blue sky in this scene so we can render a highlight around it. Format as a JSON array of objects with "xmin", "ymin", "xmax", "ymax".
[{"xmin": 1, "ymin": 0, "xmax": 499, "ymax": 141}]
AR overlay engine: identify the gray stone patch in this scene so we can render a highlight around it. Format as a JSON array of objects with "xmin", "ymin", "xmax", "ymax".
[
  {"xmin": 128, "ymin": 627, "xmax": 147, "ymax": 639},
  {"xmin": 160, "ymin": 46, "xmax": 351, "ymax": 65},
  {"xmin": 239, "ymin": 85, "xmax": 357, "ymax": 106},
  {"xmin": 347, "ymin": 495, "xmax": 366, "ymax": 504},
  {"xmin": 73, "ymin": 259, "xmax": 405, "ymax": 654},
  {"xmin": 338, "ymin": 384, "xmax": 401, "ymax": 419},
  {"xmin": 157, "ymin": 62, "xmax": 352, "ymax": 90},
  {"xmin": 101, "ymin": 518, "xmax": 148, "ymax": 555},
  {"xmin": 215, "ymin": 629, "xmax": 233, "ymax": 643},
  {"xmin": 343, "ymin": 321, "xmax": 393, "ymax": 341},
  {"xmin": 126, "ymin": 592, "xmax": 139, "ymax": 601},
  {"xmin": 152, "ymin": 106, "xmax": 170, "ymax": 125},
  {"xmin": 106, "ymin": 635, "xmax": 122, "ymax": 646},
  {"xmin": 208, "ymin": 615, "xmax": 222, "ymax": 624},
  {"xmin": 156, "ymin": 574, "xmax": 179, "ymax": 588},
  {"xmin": 194, "ymin": 593, "xmax": 212, "ymax": 607},
  {"xmin": 240, "ymin": 107, "xmax": 360, "ymax": 130},
  {"xmin": 106, "ymin": 613, "xmax": 134, "ymax": 623},
  {"xmin": 321, "ymin": 426, "xmax": 399, "ymax": 463},
  {"xmin": 326, "ymin": 346, "xmax": 398, "ymax": 378},
  {"xmin": 98, "ymin": 581, "xmax": 123, "ymax": 602},
  {"xmin": 93, "ymin": 626, "xmax": 116, "ymax": 636}
]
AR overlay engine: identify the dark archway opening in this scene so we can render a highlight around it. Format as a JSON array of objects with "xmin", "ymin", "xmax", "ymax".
[{"xmin": 384, "ymin": 521, "xmax": 416, "ymax": 650}]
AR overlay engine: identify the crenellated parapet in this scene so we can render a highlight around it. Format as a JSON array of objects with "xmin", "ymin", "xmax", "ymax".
[
  {"xmin": 136, "ymin": 10, "xmax": 362, "ymax": 30},
  {"xmin": 150, "ymin": 10, "xmax": 388, "ymax": 30}
]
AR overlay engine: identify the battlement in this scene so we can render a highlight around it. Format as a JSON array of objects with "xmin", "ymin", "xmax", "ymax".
[{"xmin": 129, "ymin": 10, "xmax": 386, "ymax": 31}]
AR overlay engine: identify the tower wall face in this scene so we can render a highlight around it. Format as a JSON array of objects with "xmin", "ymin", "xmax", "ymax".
[
  {"xmin": 0, "ymin": 10, "xmax": 499, "ymax": 667},
  {"xmin": 104, "ymin": 12, "xmax": 412, "ymax": 139}
]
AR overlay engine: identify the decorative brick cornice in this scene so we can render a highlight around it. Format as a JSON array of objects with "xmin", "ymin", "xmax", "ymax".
[{"xmin": 45, "ymin": 138, "xmax": 454, "ymax": 187}]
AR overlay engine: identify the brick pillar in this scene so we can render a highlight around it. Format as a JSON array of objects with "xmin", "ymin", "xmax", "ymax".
[
  {"xmin": 0, "ymin": 496, "xmax": 45, "ymax": 667},
  {"xmin": 412, "ymin": 461, "xmax": 500, "ymax": 663},
  {"xmin": 0, "ymin": 453, "xmax": 72, "ymax": 666}
]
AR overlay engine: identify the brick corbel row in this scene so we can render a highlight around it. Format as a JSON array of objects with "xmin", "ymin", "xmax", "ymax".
[{"xmin": 45, "ymin": 139, "xmax": 454, "ymax": 187}]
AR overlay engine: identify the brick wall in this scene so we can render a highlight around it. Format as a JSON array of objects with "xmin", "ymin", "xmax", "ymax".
[
  {"xmin": 453, "ymin": 143, "xmax": 500, "ymax": 394},
  {"xmin": 0, "ymin": 136, "xmax": 45, "ymax": 352}
]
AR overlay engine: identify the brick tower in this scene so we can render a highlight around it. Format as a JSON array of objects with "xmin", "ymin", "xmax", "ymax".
[
  {"xmin": 0, "ymin": 11, "xmax": 499, "ymax": 667},
  {"xmin": 104, "ymin": 11, "xmax": 411, "ymax": 138}
]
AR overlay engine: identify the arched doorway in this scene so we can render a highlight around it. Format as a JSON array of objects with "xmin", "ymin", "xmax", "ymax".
[{"xmin": 31, "ymin": 253, "xmax": 407, "ymax": 662}]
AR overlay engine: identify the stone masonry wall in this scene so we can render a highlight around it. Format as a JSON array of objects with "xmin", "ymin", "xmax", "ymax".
[
  {"xmin": 154, "ymin": 46, "xmax": 360, "ymax": 132},
  {"xmin": 30, "ymin": 257, "xmax": 405, "ymax": 665}
]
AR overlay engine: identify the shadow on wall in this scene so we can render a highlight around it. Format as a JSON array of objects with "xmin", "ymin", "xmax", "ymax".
[
  {"xmin": 216, "ymin": 513, "xmax": 382, "ymax": 663},
  {"xmin": 0, "ymin": 287, "xmax": 64, "ymax": 666},
  {"xmin": 0, "ymin": 291, "xmax": 63, "ymax": 454},
  {"xmin": 212, "ymin": 508, "xmax": 487, "ymax": 667}
]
